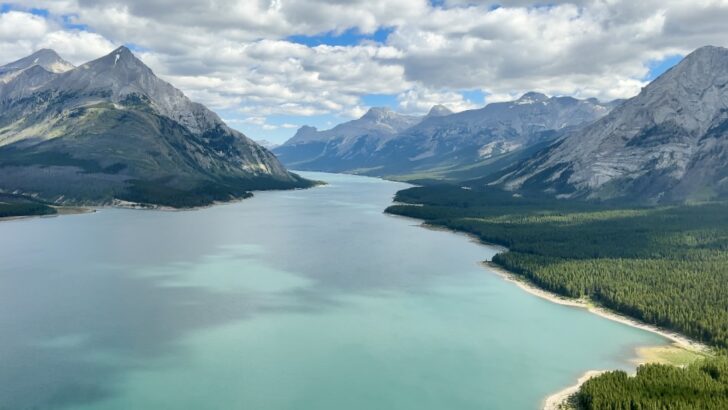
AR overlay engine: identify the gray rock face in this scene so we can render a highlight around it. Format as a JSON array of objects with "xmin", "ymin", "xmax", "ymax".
[
  {"xmin": 274, "ymin": 107, "xmax": 423, "ymax": 171},
  {"xmin": 390, "ymin": 93, "xmax": 614, "ymax": 162},
  {"xmin": 500, "ymin": 45, "xmax": 728, "ymax": 203},
  {"xmin": 0, "ymin": 49, "xmax": 74, "ymax": 80},
  {"xmin": 53, "ymin": 47, "xmax": 225, "ymax": 135},
  {"xmin": 275, "ymin": 96, "xmax": 614, "ymax": 177},
  {"xmin": 425, "ymin": 104, "xmax": 454, "ymax": 118},
  {"xmin": 285, "ymin": 107, "xmax": 421, "ymax": 145},
  {"xmin": 0, "ymin": 47, "xmax": 309, "ymax": 206}
]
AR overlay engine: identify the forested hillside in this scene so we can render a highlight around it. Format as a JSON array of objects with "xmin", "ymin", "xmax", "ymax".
[
  {"xmin": 386, "ymin": 185, "xmax": 728, "ymax": 348},
  {"xmin": 575, "ymin": 357, "xmax": 728, "ymax": 409},
  {"xmin": 386, "ymin": 185, "xmax": 728, "ymax": 407}
]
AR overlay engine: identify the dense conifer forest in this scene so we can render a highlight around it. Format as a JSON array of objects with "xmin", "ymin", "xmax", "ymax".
[
  {"xmin": 575, "ymin": 357, "xmax": 728, "ymax": 409},
  {"xmin": 385, "ymin": 185, "xmax": 728, "ymax": 407}
]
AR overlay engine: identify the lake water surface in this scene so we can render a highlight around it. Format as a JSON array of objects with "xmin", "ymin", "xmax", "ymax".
[{"xmin": 0, "ymin": 172, "xmax": 666, "ymax": 409}]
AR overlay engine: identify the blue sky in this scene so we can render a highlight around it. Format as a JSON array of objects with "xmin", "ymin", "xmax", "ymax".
[
  {"xmin": 287, "ymin": 27, "xmax": 393, "ymax": 47},
  {"xmin": 0, "ymin": 1, "xmax": 709, "ymax": 144},
  {"xmin": 645, "ymin": 55, "xmax": 684, "ymax": 81}
]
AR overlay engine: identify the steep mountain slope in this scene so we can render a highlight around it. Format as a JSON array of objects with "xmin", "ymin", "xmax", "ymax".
[
  {"xmin": 370, "ymin": 93, "xmax": 616, "ymax": 177},
  {"xmin": 273, "ymin": 107, "xmax": 422, "ymax": 171},
  {"xmin": 275, "ymin": 94, "xmax": 615, "ymax": 178},
  {"xmin": 499, "ymin": 45, "xmax": 728, "ymax": 203},
  {"xmin": 0, "ymin": 49, "xmax": 74, "ymax": 81},
  {"xmin": 0, "ymin": 47, "xmax": 311, "ymax": 207}
]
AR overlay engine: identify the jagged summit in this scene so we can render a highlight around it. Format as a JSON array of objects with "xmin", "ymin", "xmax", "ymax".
[{"xmin": 426, "ymin": 104, "xmax": 453, "ymax": 117}]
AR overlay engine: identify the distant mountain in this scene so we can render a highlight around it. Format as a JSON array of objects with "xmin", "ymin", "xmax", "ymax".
[
  {"xmin": 273, "ymin": 107, "xmax": 422, "ymax": 172},
  {"xmin": 255, "ymin": 139, "xmax": 280, "ymax": 150},
  {"xmin": 275, "ymin": 95, "xmax": 615, "ymax": 178},
  {"xmin": 0, "ymin": 47, "xmax": 311, "ymax": 207},
  {"xmin": 498, "ymin": 45, "xmax": 728, "ymax": 204},
  {"xmin": 0, "ymin": 49, "xmax": 74, "ymax": 81},
  {"xmin": 369, "ymin": 93, "xmax": 616, "ymax": 177},
  {"xmin": 424, "ymin": 104, "xmax": 453, "ymax": 118}
]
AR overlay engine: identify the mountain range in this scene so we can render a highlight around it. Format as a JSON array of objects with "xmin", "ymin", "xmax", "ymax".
[
  {"xmin": 274, "ymin": 92, "xmax": 618, "ymax": 179},
  {"xmin": 0, "ymin": 47, "xmax": 311, "ymax": 207},
  {"xmin": 494, "ymin": 45, "xmax": 728, "ymax": 203},
  {"xmin": 3, "ymin": 44, "xmax": 726, "ymax": 206},
  {"xmin": 276, "ymin": 45, "xmax": 728, "ymax": 204}
]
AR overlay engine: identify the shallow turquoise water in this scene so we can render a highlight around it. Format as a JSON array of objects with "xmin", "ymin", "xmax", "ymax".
[{"xmin": 0, "ymin": 172, "xmax": 666, "ymax": 409}]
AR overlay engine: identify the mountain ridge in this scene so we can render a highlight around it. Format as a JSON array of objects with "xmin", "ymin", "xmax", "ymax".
[
  {"xmin": 0, "ymin": 47, "xmax": 311, "ymax": 207},
  {"xmin": 497, "ymin": 45, "xmax": 728, "ymax": 203},
  {"xmin": 274, "ymin": 95, "xmax": 616, "ymax": 177}
]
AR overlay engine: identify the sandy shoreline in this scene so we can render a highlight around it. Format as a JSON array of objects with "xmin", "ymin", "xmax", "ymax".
[
  {"xmin": 396, "ymin": 216, "xmax": 707, "ymax": 349},
  {"xmin": 396, "ymin": 218, "xmax": 711, "ymax": 410},
  {"xmin": 482, "ymin": 261, "xmax": 708, "ymax": 353},
  {"xmin": 482, "ymin": 261, "xmax": 710, "ymax": 410},
  {"xmin": 542, "ymin": 370, "xmax": 605, "ymax": 410}
]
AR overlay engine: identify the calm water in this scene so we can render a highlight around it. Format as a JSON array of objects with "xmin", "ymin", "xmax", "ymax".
[{"xmin": 0, "ymin": 172, "xmax": 666, "ymax": 409}]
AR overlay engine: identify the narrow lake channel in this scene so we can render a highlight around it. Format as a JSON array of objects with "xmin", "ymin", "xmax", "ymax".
[{"xmin": 0, "ymin": 171, "xmax": 667, "ymax": 409}]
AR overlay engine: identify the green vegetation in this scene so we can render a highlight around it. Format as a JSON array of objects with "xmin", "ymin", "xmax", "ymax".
[
  {"xmin": 120, "ymin": 175, "xmax": 316, "ymax": 208},
  {"xmin": 386, "ymin": 185, "xmax": 728, "ymax": 349},
  {"xmin": 637, "ymin": 345, "xmax": 708, "ymax": 367},
  {"xmin": 0, "ymin": 193, "xmax": 57, "ymax": 218},
  {"xmin": 386, "ymin": 184, "xmax": 728, "ymax": 407},
  {"xmin": 574, "ymin": 357, "xmax": 728, "ymax": 409}
]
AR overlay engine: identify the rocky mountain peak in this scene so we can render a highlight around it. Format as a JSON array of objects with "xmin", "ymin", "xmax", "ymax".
[
  {"xmin": 80, "ymin": 46, "xmax": 151, "ymax": 75},
  {"xmin": 48, "ymin": 46, "xmax": 226, "ymax": 135},
  {"xmin": 498, "ymin": 45, "xmax": 728, "ymax": 203},
  {"xmin": 362, "ymin": 107, "xmax": 395, "ymax": 121},
  {"xmin": 0, "ymin": 48, "xmax": 74, "ymax": 80},
  {"xmin": 290, "ymin": 125, "xmax": 319, "ymax": 142},
  {"xmin": 516, "ymin": 92, "xmax": 549, "ymax": 104},
  {"xmin": 426, "ymin": 104, "xmax": 454, "ymax": 117},
  {"xmin": 0, "ymin": 47, "xmax": 308, "ymax": 205}
]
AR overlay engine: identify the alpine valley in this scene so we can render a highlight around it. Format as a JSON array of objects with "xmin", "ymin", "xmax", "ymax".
[
  {"xmin": 0, "ymin": 47, "xmax": 313, "ymax": 208},
  {"xmin": 2, "ymin": 10, "xmax": 728, "ymax": 408},
  {"xmin": 274, "ymin": 94, "xmax": 619, "ymax": 182}
]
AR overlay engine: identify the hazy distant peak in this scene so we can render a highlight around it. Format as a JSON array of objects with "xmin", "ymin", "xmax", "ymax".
[
  {"xmin": 516, "ymin": 92, "xmax": 549, "ymax": 104},
  {"xmin": 255, "ymin": 139, "xmax": 280, "ymax": 149},
  {"xmin": 293, "ymin": 125, "xmax": 319, "ymax": 137},
  {"xmin": 0, "ymin": 48, "xmax": 74, "ymax": 77},
  {"xmin": 426, "ymin": 104, "xmax": 454, "ymax": 117},
  {"xmin": 362, "ymin": 107, "xmax": 395, "ymax": 120}
]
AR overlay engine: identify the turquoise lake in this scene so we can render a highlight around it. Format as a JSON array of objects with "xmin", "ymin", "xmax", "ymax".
[{"xmin": 0, "ymin": 172, "xmax": 667, "ymax": 409}]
